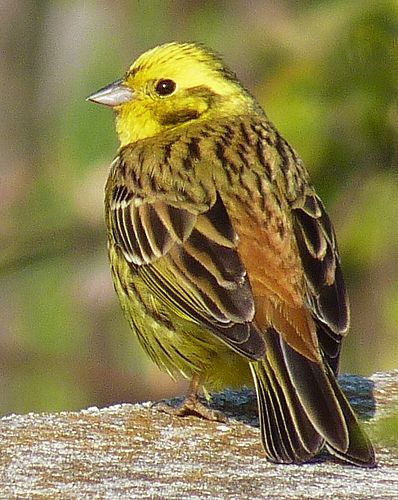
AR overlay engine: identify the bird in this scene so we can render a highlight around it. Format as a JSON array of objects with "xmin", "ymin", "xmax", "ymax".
[{"xmin": 87, "ymin": 42, "xmax": 375, "ymax": 467}]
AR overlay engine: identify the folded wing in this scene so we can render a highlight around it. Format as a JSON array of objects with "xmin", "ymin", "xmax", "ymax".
[
  {"xmin": 293, "ymin": 193, "xmax": 350, "ymax": 372},
  {"xmin": 110, "ymin": 186, "xmax": 265, "ymax": 360}
]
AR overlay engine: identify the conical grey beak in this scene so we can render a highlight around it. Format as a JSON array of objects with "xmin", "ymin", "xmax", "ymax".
[{"xmin": 86, "ymin": 79, "xmax": 135, "ymax": 107}]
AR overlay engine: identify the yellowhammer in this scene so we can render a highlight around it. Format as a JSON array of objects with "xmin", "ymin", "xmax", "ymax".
[{"xmin": 88, "ymin": 42, "xmax": 375, "ymax": 466}]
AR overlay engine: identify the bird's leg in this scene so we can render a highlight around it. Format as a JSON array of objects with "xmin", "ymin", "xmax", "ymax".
[{"xmin": 156, "ymin": 373, "xmax": 227, "ymax": 422}]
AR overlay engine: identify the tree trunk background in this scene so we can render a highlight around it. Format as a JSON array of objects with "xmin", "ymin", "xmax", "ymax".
[{"xmin": 0, "ymin": 371, "xmax": 397, "ymax": 498}]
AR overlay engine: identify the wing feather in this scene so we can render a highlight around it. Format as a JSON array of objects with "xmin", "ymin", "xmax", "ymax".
[
  {"xmin": 293, "ymin": 193, "xmax": 349, "ymax": 371},
  {"xmin": 110, "ymin": 186, "xmax": 265, "ymax": 360}
]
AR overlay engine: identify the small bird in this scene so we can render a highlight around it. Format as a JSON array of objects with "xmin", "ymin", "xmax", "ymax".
[{"xmin": 88, "ymin": 42, "xmax": 375, "ymax": 466}]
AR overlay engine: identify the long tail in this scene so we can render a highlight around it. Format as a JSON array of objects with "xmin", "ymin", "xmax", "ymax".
[{"xmin": 250, "ymin": 328, "xmax": 375, "ymax": 466}]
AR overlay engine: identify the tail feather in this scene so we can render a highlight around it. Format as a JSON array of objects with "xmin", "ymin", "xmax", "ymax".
[
  {"xmin": 281, "ymin": 337, "xmax": 349, "ymax": 452},
  {"xmin": 251, "ymin": 359, "xmax": 323, "ymax": 463},
  {"xmin": 253, "ymin": 363, "xmax": 292, "ymax": 462},
  {"xmin": 325, "ymin": 368, "xmax": 375, "ymax": 467},
  {"xmin": 251, "ymin": 328, "xmax": 375, "ymax": 467}
]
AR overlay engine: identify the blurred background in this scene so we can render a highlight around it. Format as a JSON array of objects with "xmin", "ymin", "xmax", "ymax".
[{"xmin": 0, "ymin": 0, "xmax": 397, "ymax": 415}]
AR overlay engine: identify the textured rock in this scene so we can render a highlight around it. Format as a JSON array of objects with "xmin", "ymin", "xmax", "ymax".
[{"xmin": 0, "ymin": 371, "xmax": 397, "ymax": 498}]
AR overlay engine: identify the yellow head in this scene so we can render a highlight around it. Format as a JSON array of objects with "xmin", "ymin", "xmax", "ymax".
[{"xmin": 88, "ymin": 42, "xmax": 258, "ymax": 147}]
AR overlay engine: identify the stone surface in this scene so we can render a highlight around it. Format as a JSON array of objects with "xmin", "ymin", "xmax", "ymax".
[{"xmin": 0, "ymin": 371, "xmax": 397, "ymax": 499}]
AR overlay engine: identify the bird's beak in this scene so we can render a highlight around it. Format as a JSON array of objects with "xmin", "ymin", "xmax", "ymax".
[{"xmin": 86, "ymin": 79, "xmax": 135, "ymax": 107}]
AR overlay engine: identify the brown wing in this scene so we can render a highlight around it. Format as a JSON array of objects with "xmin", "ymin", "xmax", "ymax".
[
  {"xmin": 230, "ymin": 178, "xmax": 348, "ymax": 370},
  {"xmin": 110, "ymin": 185, "xmax": 265, "ymax": 360}
]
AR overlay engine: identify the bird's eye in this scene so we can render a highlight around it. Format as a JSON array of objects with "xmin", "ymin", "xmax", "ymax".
[{"xmin": 155, "ymin": 79, "xmax": 176, "ymax": 96}]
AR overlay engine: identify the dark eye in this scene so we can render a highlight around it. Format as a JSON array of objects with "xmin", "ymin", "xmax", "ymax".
[{"xmin": 155, "ymin": 79, "xmax": 176, "ymax": 96}]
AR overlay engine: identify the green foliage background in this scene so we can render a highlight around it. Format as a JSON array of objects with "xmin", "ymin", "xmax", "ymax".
[{"xmin": 0, "ymin": 0, "xmax": 397, "ymax": 414}]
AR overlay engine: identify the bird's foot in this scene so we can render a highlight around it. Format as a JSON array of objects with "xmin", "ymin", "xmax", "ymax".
[{"xmin": 155, "ymin": 395, "xmax": 227, "ymax": 423}]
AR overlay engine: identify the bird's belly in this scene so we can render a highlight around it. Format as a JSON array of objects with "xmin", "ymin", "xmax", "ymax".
[{"xmin": 110, "ymin": 247, "xmax": 252, "ymax": 390}]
